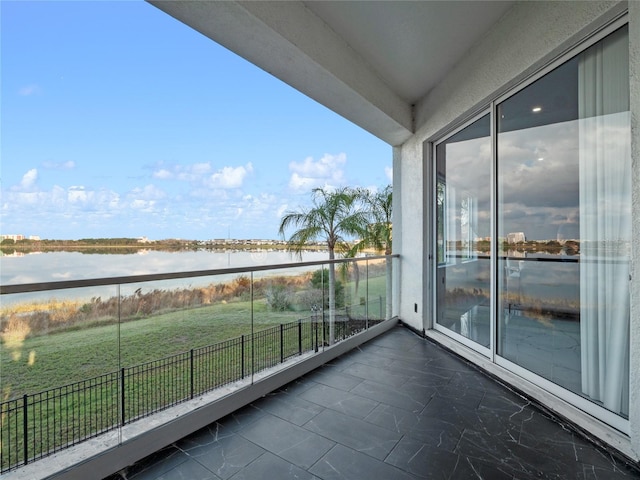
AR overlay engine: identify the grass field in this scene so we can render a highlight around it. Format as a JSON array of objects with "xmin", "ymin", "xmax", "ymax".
[
  {"xmin": 3, "ymin": 298, "xmax": 309, "ymax": 399},
  {"xmin": 1, "ymin": 269, "xmax": 388, "ymax": 399},
  {"xmin": 1, "ymin": 265, "xmax": 389, "ymax": 472}
]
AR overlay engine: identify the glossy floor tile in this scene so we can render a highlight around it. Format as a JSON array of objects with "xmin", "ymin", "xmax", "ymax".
[{"xmin": 107, "ymin": 326, "xmax": 640, "ymax": 480}]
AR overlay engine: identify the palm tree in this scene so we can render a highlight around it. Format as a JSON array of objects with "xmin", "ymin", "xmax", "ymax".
[
  {"xmin": 356, "ymin": 185, "xmax": 392, "ymax": 255},
  {"xmin": 348, "ymin": 185, "xmax": 393, "ymax": 319},
  {"xmin": 278, "ymin": 187, "xmax": 366, "ymax": 344}
]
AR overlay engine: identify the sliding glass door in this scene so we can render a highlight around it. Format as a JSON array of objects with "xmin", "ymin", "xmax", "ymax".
[
  {"xmin": 435, "ymin": 114, "xmax": 491, "ymax": 349},
  {"xmin": 433, "ymin": 24, "xmax": 630, "ymax": 423}
]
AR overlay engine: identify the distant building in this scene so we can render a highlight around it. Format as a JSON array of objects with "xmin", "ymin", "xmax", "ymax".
[
  {"xmin": 506, "ymin": 232, "xmax": 526, "ymax": 244},
  {"xmin": 0, "ymin": 234, "xmax": 25, "ymax": 242}
]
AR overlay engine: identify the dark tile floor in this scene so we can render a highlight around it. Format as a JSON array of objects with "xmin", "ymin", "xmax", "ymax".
[{"xmin": 107, "ymin": 325, "xmax": 640, "ymax": 480}]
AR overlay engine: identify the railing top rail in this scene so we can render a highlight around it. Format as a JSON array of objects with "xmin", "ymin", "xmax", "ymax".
[{"xmin": 1, "ymin": 254, "xmax": 398, "ymax": 295}]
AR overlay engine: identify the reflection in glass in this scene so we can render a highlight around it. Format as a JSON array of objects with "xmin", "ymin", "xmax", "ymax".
[
  {"xmin": 497, "ymin": 26, "xmax": 630, "ymax": 417},
  {"xmin": 435, "ymin": 114, "xmax": 491, "ymax": 347}
]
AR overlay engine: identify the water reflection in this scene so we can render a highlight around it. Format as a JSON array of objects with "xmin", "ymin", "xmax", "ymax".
[
  {"xmin": 435, "ymin": 113, "xmax": 492, "ymax": 347},
  {"xmin": 0, "ymin": 250, "xmax": 330, "ymax": 305}
]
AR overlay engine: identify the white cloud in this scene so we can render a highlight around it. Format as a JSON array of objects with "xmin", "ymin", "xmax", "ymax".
[
  {"xmin": 13, "ymin": 191, "xmax": 44, "ymax": 205},
  {"xmin": 152, "ymin": 169, "xmax": 173, "ymax": 180},
  {"xmin": 19, "ymin": 169, "xmax": 38, "ymax": 190},
  {"xmin": 276, "ymin": 204, "xmax": 288, "ymax": 218},
  {"xmin": 2, "ymin": 156, "xmax": 326, "ymax": 239},
  {"xmin": 42, "ymin": 160, "xmax": 76, "ymax": 170},
  {"xmin": 67, "ymin": 186, "xmax": 92, "ymax": 204},
  {"xmin": 191, "ymin": 163, "xmax": 212, "ymax": 175},
  {"xmin": 385, "ymin": 166, "xmax": 393, "ymax": 182},
  {"xmin": 206, "ymin": 163, "xmax": 253, "ymax": 189},
  {"xmin": 176, "ymin": 162, "xmax": 213, "ymax": 182},
  {"xmin": 50, "ymin": 185, "xmax": 68, "ymax": 207},
  {"xmin": 152, "ymin": 162, "xmax": 251, "ymax": 189},
  {"xmin": 129, "ymin": 184, "xmax": 166, "ymax": 200},
  {"xmin": 189, "ymin": 188, "xmax": 230, "ymax": 200},
  {"xmin": 288, "ymin": 153, "xmax": 346, "ymax": 192},
  {"xmin": 18, "ymin": 84, "xmax": 42, "ymax": 96},
  {"xmin": 7, "ymin": 168, "xmax": 40, "ymax": 193},
  {"xmin": 288, "ymin": 172, "xmax": 317, "ymax": 192},
  {"xmin": 152, "ymin": 162, "xmax": 212, "ymax": 181},
  {"xmin": 130, "ymin": 199, "xmax": 156, "ymax": 211},
  {"xmin": 126, "ymin": 185, "xmax": 165, "ymax": 212}
]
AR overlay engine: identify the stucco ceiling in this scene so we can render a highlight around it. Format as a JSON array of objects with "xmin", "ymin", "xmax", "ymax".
[
  {"xmin": 149, "ymin": 1, "xmax": 515, "ymax": 145},
  {"xmin": 303, "ymin": 1, "xmax": 514, "ymax": 104}
]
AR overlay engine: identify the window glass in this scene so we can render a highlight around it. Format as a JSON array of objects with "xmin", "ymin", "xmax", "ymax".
[
  {"xmin": 435, "ymin": 114, "xmax": 491, "ymax": 348},
  {"xmin": 496, "ymin": 26, "xmax": 630, "ymax": 418}
]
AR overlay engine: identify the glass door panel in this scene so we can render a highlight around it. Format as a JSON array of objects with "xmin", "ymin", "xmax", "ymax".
[
  {"xmin": 435, "ymin": 114, "xmax": 491, "ymax": 348},
  {"xmin": 496, "ymin": 26, "xmax": 630, "ymax": 418}
]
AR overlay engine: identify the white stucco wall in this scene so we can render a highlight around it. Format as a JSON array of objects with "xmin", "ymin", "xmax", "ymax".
[
  {"xmin": 394, "ymin": 139, "xmax": 426, "ymax": 328},
  {"xmin": 395, "ymin": 0, "xmax": 638, "ymax": 460}
]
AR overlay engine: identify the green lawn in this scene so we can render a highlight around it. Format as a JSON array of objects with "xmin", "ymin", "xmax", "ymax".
[
  {"xmin": 1, "ymin": 298, "xmax": 308, "ymax": 399},
  {"xmin": 2, "ymin": 273, "xmax": 388, "ymax": 399},
  {"xmin": 1, "ymin": 269, "xmax": 390, "ymax": 472}
]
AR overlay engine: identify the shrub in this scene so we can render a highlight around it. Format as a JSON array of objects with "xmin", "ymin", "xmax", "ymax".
[
  {"xmin": 232, "ymin": 275, "xmax": 251, "ymax": 299},
  {"xmin": 310, "ymin": 269, "xmax": 344, "ymax": 308},
  {"xmin": 265, "ymin": 284, "xmax": 292, "ymax": 311},
  {"xmin": 299, "ymin": 289, "xmax": 323, "ymax": 312}
]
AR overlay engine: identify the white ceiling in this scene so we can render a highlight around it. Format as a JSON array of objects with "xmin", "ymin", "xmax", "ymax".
[
  {"xmin": 149, "ymin": 1, "xmax": 515, "ymax": 145},
  {"xmin": 304, "ymin": 1, "xmax": 514, "ymax": 104}
]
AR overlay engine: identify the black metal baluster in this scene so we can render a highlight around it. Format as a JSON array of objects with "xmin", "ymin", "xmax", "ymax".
[
  {"xmin": 190, "ymin": 349, "xmax": 194, "ymax": 399},
  {"xmin": 22, "ymin": 395, "xmax": 28, "ymax": 466},
  {"xmin": 120, "ymin": 368, "xmax": 125, "ymax": 426},
  {"xmin": 241, "ymin": 335, "xmax": 245, "ymax": 379}
]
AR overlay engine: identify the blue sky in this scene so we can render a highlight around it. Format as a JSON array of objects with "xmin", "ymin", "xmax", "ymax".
[{"xmin": 1, "ymin": 1, "xmax": 391, "ymax": 241}]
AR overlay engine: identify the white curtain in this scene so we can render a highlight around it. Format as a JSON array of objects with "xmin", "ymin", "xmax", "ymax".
[{"xmin": 579, "ymin": 26, "xmax": 630, "ymax": 417}]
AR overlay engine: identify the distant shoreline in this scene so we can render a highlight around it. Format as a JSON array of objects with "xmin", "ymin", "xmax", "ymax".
[{"xmin": 0, "ymin": 238, "xmax": 329, "ymax": 255}]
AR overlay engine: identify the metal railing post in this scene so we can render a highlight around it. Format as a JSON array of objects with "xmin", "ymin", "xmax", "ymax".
[
  {"xmin": 251, "ymin": 331, "xmax": 255, "ymax": 383},
  {"xmin": 190, "ymin": 349, "xmax": 194, "ymax": 399},
  {"xmin": 250, "ymin": 272, "xmax": 254, "ymax": 383},
  {"xmin": 322, "ymin": 311, "xmax": 326, "ymax": 349},
  {"xmin": 23, "ymin": 394, "xmax": 28, "ymax": 466},
  {"xmin": 298, "ymin": 319, "xmax": 302, "ymax": 355},
  {"xmin": 280, "ymin": 324, "xmax": 284, "ymax": 363},
  {"xmin": 365, "ymin": 260, "xmax": 369, "ymax": 329},
  {"xmin": 241, "ymin": 335, "xmax": 245, "ymax": 379},
  {"xmin": 312, "ymin": 304, "xmax": 319, "ymax": 353},
  {"xmin": 120, "ymin": 368, "xmax": 125, "ymax": 426}
]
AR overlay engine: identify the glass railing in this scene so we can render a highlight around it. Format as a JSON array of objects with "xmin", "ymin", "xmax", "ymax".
[{"xmin": 0, "ymin": 255, "xmax": 397, "ymax": 474}]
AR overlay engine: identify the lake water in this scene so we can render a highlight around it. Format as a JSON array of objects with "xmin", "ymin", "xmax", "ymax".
[
  {"xmin": 0, "ymin": 250, "xmax": 330, "ymax": 286},
  {"xmin": 0, "ymin": 250, "xmax": 332, "ymax": 305}
]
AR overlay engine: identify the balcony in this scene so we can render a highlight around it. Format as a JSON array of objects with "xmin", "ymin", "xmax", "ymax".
[
  {"xmin": 1, "ymin": 255, "xmax": 398, "ymax": 478},
  {"xmin": 3, "ymin": 255, "xmax": 639, "ymax": 479},
  {"xmin": 105, "ymin": 328, "xmax": 640, "ymax": 479}
]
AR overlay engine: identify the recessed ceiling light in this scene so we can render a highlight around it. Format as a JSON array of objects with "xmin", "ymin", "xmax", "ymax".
[{"xmin": 532, "ymin": 106, "xmax": 542, "ymax": 113}]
